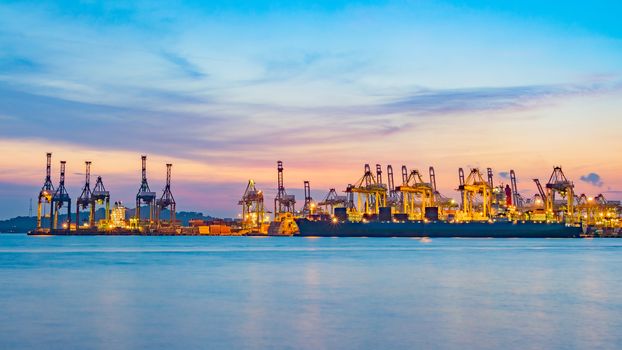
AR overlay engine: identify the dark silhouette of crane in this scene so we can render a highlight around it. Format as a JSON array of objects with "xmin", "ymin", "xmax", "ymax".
[
  {"xmin": 76, "ymin": 161, "xmax": 92, "ymax": 228},
  {"xmin": 509, "ymin": 170, "xmax": 522, "ymax": 208},
  {"xmin": 302, "ymin": 180, "xmax": 315, "ymax": 216},
  {"xmin": 274, "ymin": 161, "xmax": 295, "ymax": 218},
  {"xmin": 318, "ymin": 188, "xmax": 347, "ymax": 214},
  {"xmin": 51, "ymin": 161, "xmax": 71, "ymax": 230},
  {"xmin": 156, "ymin": 163, "xmax": 176, "ymax": 227},
  {"xmin": 136, "ymin": 155, "xmax": 156, "ymax": 225}
]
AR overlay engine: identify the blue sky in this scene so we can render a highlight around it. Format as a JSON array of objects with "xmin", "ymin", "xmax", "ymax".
[{"xmin": 1, "ymin": 0, "xmax": 621, "ymax": 218}]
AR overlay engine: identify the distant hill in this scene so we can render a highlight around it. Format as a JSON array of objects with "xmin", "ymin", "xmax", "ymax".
[{"xmin": 0, "ymin": 209, "xmax": 216, "ymax": 233}]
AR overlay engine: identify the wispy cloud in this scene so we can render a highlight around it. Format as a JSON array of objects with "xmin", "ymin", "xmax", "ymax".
[
  {"xmin": 369, "ymin": 81, "xmax": 622, "ymax": 117},
  {"xmin": 0, "ymin": 55, "xmax": 43, "ymax": 73},
  {"xmin": 160, "ymin": 51, "xmax": 207, "ymax": 79}
]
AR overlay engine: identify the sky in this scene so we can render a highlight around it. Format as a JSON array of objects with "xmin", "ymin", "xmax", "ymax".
[{"xmin": 0, "ymin": 0, "xmax": 621, "ymax": 219}]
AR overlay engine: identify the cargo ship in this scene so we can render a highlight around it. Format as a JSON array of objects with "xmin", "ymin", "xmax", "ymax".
[{"xmin": 295, "ymin": 218, "xmax": 583, "ymax": 238}]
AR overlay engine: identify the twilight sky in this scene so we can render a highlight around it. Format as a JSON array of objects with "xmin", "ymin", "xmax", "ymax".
[{"xmin": 1, "ymin": 0, "xmax": 621, "ymax": 219}]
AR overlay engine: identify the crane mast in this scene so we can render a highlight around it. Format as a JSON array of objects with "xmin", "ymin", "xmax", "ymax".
[{"xmin": 37, "ymin": 153, "xmax": 55, "ymax": 230}]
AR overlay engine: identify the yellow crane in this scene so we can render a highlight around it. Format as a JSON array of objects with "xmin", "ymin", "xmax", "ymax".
[
  {"xmin": 345, "ymin": 164, "xmax": 387, "ymax": 219},
  {"xmin": 239, "ymin": 179, "xmax": 266, "ymax": 231},
  {"xmin": 534, "ymin": 166, "xmax": 574, "ymax": 223},
  {"xmin": 458, "ymin": 168, "xmax": 492, "ymax": 221},
  {"xmin": 396, "ymin": 168, "xmax": 434, "ymax": 220}
]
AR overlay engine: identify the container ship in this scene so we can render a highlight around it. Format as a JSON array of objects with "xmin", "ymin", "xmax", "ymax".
[{"xmin": 294, "ymin": 218, "xmax": 583, "ymax": 238}]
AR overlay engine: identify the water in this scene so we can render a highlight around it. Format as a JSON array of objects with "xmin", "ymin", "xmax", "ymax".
[{"xmin": 1, "ymin": 234, "xmax": 622, "ymax": 350}]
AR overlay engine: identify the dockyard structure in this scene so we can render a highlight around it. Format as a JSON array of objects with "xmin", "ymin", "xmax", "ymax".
[
  {"xmin": 136, "ymin": 155, "xmax": 157, "ymax": 226},
  {"xmin": 156, "ymin": 163, "xmax": 176, "ymax": 228},
  {"xmin": 50, "ymin": 161, "xmax": 71, "ymax": 230},
  {"xmin": 76, "ymin": 161, "xmax": 92, "ymax": 229},
  {"xmin": 238, "ymin": 179, "xmax": 265, "ymax": 231},
  {"xmin": 36, "ymin": 153, "xmax": 55, "ymax": 231},
  {"xmin": 346, "ymin": 164, "xmax": 387, "ymax": 219},
  {"xmin": 273, "ymin": 161, "xmax": 296, "ymax": 218},
  {"xmin": 301, "ymin": 181, "xmax": 317, "ymax": 216},
  {"xmin": 91, "ymin": 175, "xmax": 111, "ymax": 228},
  {"xmin": 396, "ymin": 167, "xmax": 435, "ymax": 220},
  {"xmin": 318, "ymin": 188, "xmax": 347, "ymax": 215},
  {"xmin": 30, "ymin": 151, "xmax": 622, "ymax": 236}
]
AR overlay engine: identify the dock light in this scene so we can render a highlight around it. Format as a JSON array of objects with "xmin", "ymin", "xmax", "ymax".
[
  {"xmin": 62, "ymin": 223, "xmax": 68, "ymax": 229},
  {"xmin": 331, "ymin": 217, "xmax": 338, "ymax": 224}
]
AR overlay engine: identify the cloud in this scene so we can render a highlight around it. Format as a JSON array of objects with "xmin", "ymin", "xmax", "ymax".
[
  {"xmin": 0, "ymin": 55, "xmax": 43, "ymax": 73},
  {"xmin": 369, "ymin": 81, "xmax": 622, "ymax": 118},
  {"xmin": 160, "ymin": 51, "xmax": 207, "ymax": 79},
  {"xmin": 580, "ymin": 173, "xmax": 604, "ymax": 187},
  {"xmin": 498, "ymin": 171, "xmax": 510, "ymax": 179}
]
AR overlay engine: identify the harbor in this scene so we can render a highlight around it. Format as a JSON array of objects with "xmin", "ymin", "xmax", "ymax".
[{"xmin": 31, "ymin": 153, "xmax": 622, "ymax": 238}]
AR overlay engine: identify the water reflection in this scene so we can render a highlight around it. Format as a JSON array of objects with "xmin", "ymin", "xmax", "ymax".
[{"xmin": 0, "ymin": 235, "xmax": 621, "ymax": 349}]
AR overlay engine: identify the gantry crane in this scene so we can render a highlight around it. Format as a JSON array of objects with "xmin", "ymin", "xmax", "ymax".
[
  {"xmin": 136, "ymin": 155, "xmax": 156, "ymax": 225},
  {"xmin": 274, "ymin": 160, "xmax": 296, "ymax": 218},
  {"xmin": 50, "ymin": 161, "xmax": 71, "ymax": 230},
  {"xmin": 575, "ymin": 193, "xmax": 617, "ymax": 226},
  {"xmin": 156, "ymin": 163, "xmax": 176, "ymax": 227},
  {"xmin": 91, "ymin": 175, "xmax": 110, "ymax": 228},
  {"xmin": 458, "ymin": 167, "xmax": 465, "ymax": 209},
  {"xmin": 396, "ymin": 168, "xmax": 434, "ymax": 220},
  {"xmin": 76, "ymin": 161, "xmax": 93, "ymax": 229},
  {"xmin": 509, "ymin": 170, "xmax": 523, "ymax": 208},
  {"xmin": 546, "ymin": 166, "xmax": 574, "ymax": 222},
  {"xmin": 318, "ymin": 188, "xmax": 347, "ymax": 214},
  {"xmin": 301, "ymin": 181, "xmax": 316, "ymax": 216},
  {"xmin": 386, "ymin": 165, "xmax": 401, "ymax": 208},
  {"xmin": 345, "ymin": 164, "xmax": 387, "ymax": 217},
  {"xmin": 239, "ymin": 179, "xmax": 265, "ymax": 231},
  {"xmin": 458, "ymin": 168, "xmax": 492, "ymax": 221},
  {"xmin": 36, "ymin": 153, "xmax": 55, "ymax": 231},
  {"xmin": 533, "ymin": 166, "xmax": 574, "ymax": 222}
]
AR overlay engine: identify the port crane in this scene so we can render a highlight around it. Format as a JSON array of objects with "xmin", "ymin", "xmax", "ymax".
[
  {"xmin": 36, "ymin": 153, "xmax": 55, "ymax": 230},
  {"xmin": 318, "ymin": 188, "xmax": 347, "ymax": 215},
  {"xmin": 533, "ymin": 166, "xmax": 574, "ymax": 222},
  {"xmin": 458, "ymin": 168, "xmax": 492, "ymax": 221},
  {"xmin": 274, "ymin": 161, "xmax": 296, "ymax": 218},
  {"xmin": 76, "ymin": 161, "xmax": 93, "ymax": 228},
  {"xmin": 50, "ymin": 161, "xmax": 71, "ymax": 230},
  {"xmin": 136, "ymin": 155, "xmax": 157, "ymax": 226},
  {"xmin": 386, "ymin": 165, "xmax": 401, "ymax": 208},
  {"xmin": 396, "ymin": 168, "xmax": 434, "ymax": 220},
  {"xmin": 91, "ymin": 175, "xmax": 110, "ymax": 228},
  {"xmin": 346, "ymin": 163, "xmax": 387, "ymax": 217},
  {"xmin": 509, "ymin": 170, "xmax": 523, "ymax": 208},
  {"xmin": 156, "ymin": 163, "xmax": 176, "ymax": 227},
  {"xmin": 301, "ymin": 180, "xmax": 316, "ymax": 216},
  {"xmin": 239, "ymin": 179, "xmax": 265, "ymax": 230}
]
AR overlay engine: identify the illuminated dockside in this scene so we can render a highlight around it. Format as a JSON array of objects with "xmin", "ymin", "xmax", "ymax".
[{"xmin": 30, "ymin": 153, "xmax": 621, "ymax": 237}]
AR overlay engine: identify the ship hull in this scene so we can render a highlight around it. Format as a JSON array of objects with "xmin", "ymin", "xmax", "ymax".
[{"xmin": 295, "ymin": 219, "xmax": 583, "ymax": 238}]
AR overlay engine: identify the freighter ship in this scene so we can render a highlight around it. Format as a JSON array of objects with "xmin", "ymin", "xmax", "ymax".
[{"xmin": 294, "ymin": 218, "xmax": 583, "ymax": 238}]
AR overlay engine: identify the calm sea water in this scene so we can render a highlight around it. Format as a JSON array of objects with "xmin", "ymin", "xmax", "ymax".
[{"xmin": 1, "ymin": 234, "xmax": 622, "ymax": 350}]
